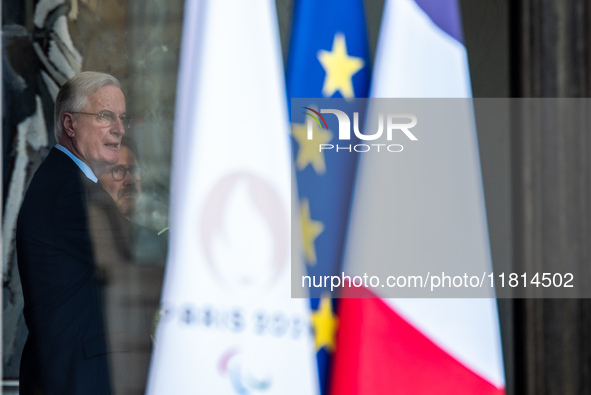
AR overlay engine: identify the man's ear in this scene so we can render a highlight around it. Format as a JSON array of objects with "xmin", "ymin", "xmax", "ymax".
[{"xmin": 62, "ymin": 113, "xmax": 76, "ymax": 138}]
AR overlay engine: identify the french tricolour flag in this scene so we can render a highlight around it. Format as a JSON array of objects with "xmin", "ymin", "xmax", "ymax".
[{"xmin": 330, "ymin": 0, "xmax": 506, "ymax": 394}]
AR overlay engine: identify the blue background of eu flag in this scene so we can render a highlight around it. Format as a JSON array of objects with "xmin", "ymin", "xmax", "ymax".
[{"xmin": 286, "ymin": 1, "xmax": 371, "ymax": 393}]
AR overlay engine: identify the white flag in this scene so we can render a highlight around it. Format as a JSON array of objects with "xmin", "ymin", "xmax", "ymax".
[{"xmin": 146, "ymin": 1, "xmax": 318, "ymax": 394}]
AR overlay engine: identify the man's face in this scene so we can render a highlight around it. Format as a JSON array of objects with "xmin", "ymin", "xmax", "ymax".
[
  {"xmin": 70, "ymin": 85, "xmax": 126, "ymax": 174},
  {"xmin": 99, "ymin": 145, "xmax": 142, "ymax": 217}
]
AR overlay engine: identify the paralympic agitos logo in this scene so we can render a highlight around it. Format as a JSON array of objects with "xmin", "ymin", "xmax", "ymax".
[{"xmin": 303, "ymin": 107, "xmax": 418, "ymax": 152}]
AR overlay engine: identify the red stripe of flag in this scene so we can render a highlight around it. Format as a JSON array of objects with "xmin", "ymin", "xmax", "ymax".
[{"xmin": 330, "ymin": 288, "xmax": 505, "ymax": 395}]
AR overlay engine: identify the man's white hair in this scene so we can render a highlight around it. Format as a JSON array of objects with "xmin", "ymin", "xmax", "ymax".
[{"xmin": 54, "ymin": 71, "xmax": 121, "ymax": 142}]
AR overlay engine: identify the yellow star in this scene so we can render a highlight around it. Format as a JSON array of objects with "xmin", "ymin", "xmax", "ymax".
[
  {"xmin": 311, "ymin": 295, "xmax": 338, "ymax": 352},
  {"xmin": 300, "ymin": 199, "xmax": 324, "ymax": 265},
  {"xmin": 317, "ymin": 33, "xmax": 365, "ymax": 99},
  {"xmin": 291, "ymin": 120, "xmax": 333, "ymax": 175}
]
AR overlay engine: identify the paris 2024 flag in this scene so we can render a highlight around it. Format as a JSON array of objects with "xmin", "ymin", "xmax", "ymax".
[
  {"xmin": 146, "ymin": 1, "xmax": 319, "ymax": 394},
  {"xmin": 330, "ymin": 0, "xmax": 506, "ymax": 394}
]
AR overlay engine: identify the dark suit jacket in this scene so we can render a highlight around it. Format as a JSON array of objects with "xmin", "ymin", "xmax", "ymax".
[{"xmin": 16, "ymin": 148, "xmax": 124, "ymax": 394}]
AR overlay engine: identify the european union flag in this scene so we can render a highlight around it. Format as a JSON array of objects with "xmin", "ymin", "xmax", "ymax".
[{"xmin": 286, "ymin": 1, "xmax": 370, "ymax": 393}]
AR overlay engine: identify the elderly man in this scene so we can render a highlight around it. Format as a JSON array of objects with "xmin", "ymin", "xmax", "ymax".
[{"xmin": 16, "ymin": 71, "xmax": 131, "ymax": 394}]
